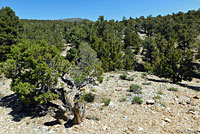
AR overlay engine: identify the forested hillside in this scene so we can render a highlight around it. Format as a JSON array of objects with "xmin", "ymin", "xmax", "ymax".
[{"xmin": 20, "ymin": 9, "xmax": 200, "ymax": 81}]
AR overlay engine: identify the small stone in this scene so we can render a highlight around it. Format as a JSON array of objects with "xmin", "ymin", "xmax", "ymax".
[
  {"xmin": 109, "ymin": 102, "xmax": 115, "ymax": 107},
  {"xmin": 138, "ymin": 126, "xmax": 144, "ymax": 131},
  {"xmin": 146, "ymin": 100, "xmax": 155, "ymax": 105},
  {"xmin": 188, "ymin": 111, "xmax": 196, "ymax": 114},
  {"xmin": 174, "ymin": 98, "xmax": 179, "ymax": 102},
  {"xmin": 163, "ymin": 118, "xmax": 171, "ymax": 123},
  {"xmin": 124, "ymin": 116, "xmax": 128, "ymax": 120},
  {"xmin": 179, "ymin": 101, "xmax": 186, "ymax": 106},
  {"xmin": 166, "ymin": 107, "xmax": 171, "ymax": 111},
  {"xmin": 102, "ymin": 126, "xmax": 108, "ymax": 131}
]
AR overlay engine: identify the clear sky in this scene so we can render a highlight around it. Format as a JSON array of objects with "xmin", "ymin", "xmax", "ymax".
[{"xmin": 0, "ymin": 0, "xmax": 200, "ymax": 21}]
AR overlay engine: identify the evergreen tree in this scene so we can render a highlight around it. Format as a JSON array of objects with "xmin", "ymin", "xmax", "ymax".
[
  {"xmin": 3, "ymin": 40, "xmax": 68, "ymax": 104},
  {"xmin": 123, "ymin": 47, "xmax": 136, "ymax": 70},
  {"xmin": 0, "ymin": 6, "xmax": 22, "ymax": 62},
  {"xmin": 143, "ymin": 39, "xmax": 194, "ymax": 83},
  {"xmin": 124, "ymin": 26, "xmax": 142, "ymax": 54},
  {"xmin": 64, "ymin": 42, "xmax": 103, "ymax": 89}
]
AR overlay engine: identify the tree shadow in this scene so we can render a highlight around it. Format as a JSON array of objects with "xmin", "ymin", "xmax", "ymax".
[
  {"xmin": 0, "ymin": 93, "xmax": 48, "ymax": 122},
  {"xmin": 147, "ymin": 78, "xmax": 169, "ymax": 83},
  {"xmin": 44, "ymin": 119, "xmax": 74, "ymax": 128},
  {"xmin": 177, "ymin": 83, "xmax": 200, "ymax": 91},
  {"xmin": 147, "ymin": 78, "xmax": 200, "ymax": 91}
]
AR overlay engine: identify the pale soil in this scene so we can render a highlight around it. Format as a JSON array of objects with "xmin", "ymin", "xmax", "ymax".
[{"xmin": 0, "ymin": 71, "xmax": 199, "ymax": 134}]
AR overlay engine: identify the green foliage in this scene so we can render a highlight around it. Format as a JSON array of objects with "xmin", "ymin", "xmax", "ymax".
[
  {"xmin": 120, "ymin": 72, "xmax": 128, "ymax": 80},
  {"xmin": 157, "ymin": 91, "xmax": 164, "ymax": 95},
  {"xmin": 129, "ymin": 84, "xmax": 142, "ymax": 94},
  {"xmin": 90, "ymin": 88, "xmax": 96, "ymax": 92},
  {"xmin": 120, "ymin": 72, "xmax": 134, "ymax": 81},
  {"xmin": 124, "ymin": 27, "xmax": 142, "ymax": 54},
  {"xmin": 153, "ymin": 95, "xmax": 161, "ymax": 100},
  {"xmin": 167, "ymin": 87, "xmax": 178, "ymax": 92},
  {"xmin": 197, "ymin": 48, "xmax": 200, "ymax": 59},
  {"xmin": 142, "ymin": 82, "xmax": 151, "ymax": 85},
  {"xmin": 66, "ymin": 42, "xmax": 103, "ymax": 87},
  {"xmin": 102, "ymin": 98, "xmax": 111, "ymax": 106},
  {"xmin": 0, "ymin": 6, "xmax": 23, "ymax": 62},
  {"xmin": 64, "ymin": 25, "xmax": 87, "ymax": 46},
  {"xmin": 143, "ymin": 37, "xmax": 195, "ymax": 83},
  {"xmin": 132, "ymin": 96, "xmax": 143, "ymax": 104},
  {"xmin": 119, "ymin": 96, "xmax": 127, "ymax": 102},
  {"xmin": 3, "ymin": 40, "xmax": 68, "ymax": 104},
  {"xmin": 188, "ymin": 108, "xmax": 195, "ymax": 112},
  {"xmin": 141, "ymin": 72, "xmax": 148, "ymax": 78},
  {"xmin": 97, "ymin": 76, "xmax": 104, "ymax": 83},
  {"xmin": 160, "ymin": 102, "xmax": 166, "ymax": 107},
  {"xmin": 84, "ymin": 92, "xmax": 95, "ymax": 103},
  {"xmin": 123, "ymin": 47, "xmax": 136, "ymax": 70},
  {"xmin": 22, "ymin": 19, "xmax": 65, "ymax": 51}
]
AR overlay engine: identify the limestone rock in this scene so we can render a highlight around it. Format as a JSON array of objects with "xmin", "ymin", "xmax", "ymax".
[{"xmin": 146, "ymin": 100, "xmax": 155, "ymax": 105}]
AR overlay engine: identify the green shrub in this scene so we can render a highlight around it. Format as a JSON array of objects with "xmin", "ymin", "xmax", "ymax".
[
  {"xmin": 160, "ymin": 102, "xmax": 166, "ymax": 107},
  {"xmin": 90, "ymin": 88, "xmax": 96, "ymax": 92},
  {"xmin": 119, "ymin": 96, "xmax": 127, "ymax": 102},
  {"xmin": 120, "ymin": 74, "xmax": 127, "ymax": 80},
  {"xmin": 84, "ymin": 92, "xmax": 95, "ymax": 103},
  {"xmin": 188, "ymin": 108, "xmax": 195, "ymax": 112},
  {"xmin": 120, "ymin": 72, "xmax": 134, "ymax": 81},
  {"xmin": 102, "ymin": 98, "xmax": 111, "ymax": 106},
  {"xmin": 106, "ymin": 77, "xmax": 110, "ymax": 81},
  {"xmin": 141, "ymin": 72, "xmax": 148, "ymax": 78},
  {"xmin": 167, "ymin": 87, "xmax": 178, "ymax": 92},
  {"xmin": 142, "ymin": 82, "xmax": 151, "ymax": 85},
  {"xmin": 153, "ymin": 95, "xmax": 161, "ymax": 100},
  {"xmin": 157, "ymin": 91, "xmax": 163, "ymax": 95},
  {"xmin": 132, "ymin": 96, "xmax": 143, "ymax": 104},
  {"xmin": 129, "ymin": 84, "xmax": 142, "ymax": 94},
  {"xmin": 127, "ymin": 77, "xmax": 134, "ymax": 81},
  {"xmin": 98, "ymin": 76, "xmax": 104, "ymax": 83}
]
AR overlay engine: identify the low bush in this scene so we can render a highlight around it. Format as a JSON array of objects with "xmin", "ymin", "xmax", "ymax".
[
  {"xmin": 90, "ymin": 88, "xmax": 96, "ymax": 92},
  {"xmin": 98, "ymin": 76, "xmax": 104, "ymax": 83},
  {"xmin": 120, "ymin": 74, "xmax": 127, "ymax": 80},
  {"xmin": 153, "ymin": 95, "xmax": 161, "ymax": 100},
  {"xmin": 129, "ymin": 84, "xmax": 142, "ymax": 94},
  {"xmin": 188, "ymin": 108, "xmax": 195, "ymax": 112},
  {"xmin": 119, "ymin": 96, "xmax": 127, "ymax": 102},
  {"xmin": 119, "ymin": 72, "xmax": 134, "ymax": 81},
  {"xmin": 167, "ymin": 87, "xmax": 178, "ymax": 92},
  {"xmin": 132, "ymin": 96, "xmax": 143, "ymax": 104},
  {"xmin": 84, "ymin": 92, "xmax": 95, "ymax": 103},
  {"xmin": 142, "ymin": 82, "xmax": 151, "ymax": 85},
  {"xmin": 102, "ymin": 98, "xmax": 111, "ymax": 106},
  {"xmin": 157, "ymin": 91, "xmax": 163, "ymax": 95},
  {"xmin": 141, "ymin": 72, "xmax": 148, "ymax": 78}
]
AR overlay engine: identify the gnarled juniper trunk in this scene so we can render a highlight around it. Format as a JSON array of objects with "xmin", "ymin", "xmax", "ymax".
[
  {"xmin": 48, "ymin": 89, "xmax": 85, "ymax": 125},
  {"xmin": 48, "ymin": 74, "xmax": 87, "ymax": 125}
]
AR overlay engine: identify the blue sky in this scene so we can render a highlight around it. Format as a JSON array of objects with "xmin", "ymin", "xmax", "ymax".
[{"xmin": 0, "ymin": 0, "xmax": 200, "ymax": 21}]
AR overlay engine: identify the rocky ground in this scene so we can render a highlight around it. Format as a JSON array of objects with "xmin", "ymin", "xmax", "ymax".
[{"xmin": 0, "ymin": 71, "xmax": 200, "ymax": 134}]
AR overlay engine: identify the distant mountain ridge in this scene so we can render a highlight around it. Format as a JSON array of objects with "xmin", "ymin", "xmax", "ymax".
[{"xmin": 58, "ymin": 18, "xmax": 85, "ymax": 22}]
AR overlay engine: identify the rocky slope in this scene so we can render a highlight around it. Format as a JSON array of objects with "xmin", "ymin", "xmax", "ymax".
[{"xmin": 0, "ymin": 71, "xmax": 199, "ymax": 134}]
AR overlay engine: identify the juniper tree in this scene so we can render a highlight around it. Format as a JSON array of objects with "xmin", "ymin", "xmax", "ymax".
[
  {"xmin": 3, "ymin": 40, "xmax": 67, "ymax": 104},
  {"xmin": 143, "ymin": 39, "xmax": 194, "ymax": 83},
  {"xmin": 0, "ymin": 6, "xmax": 22, "ymax": 62}
]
